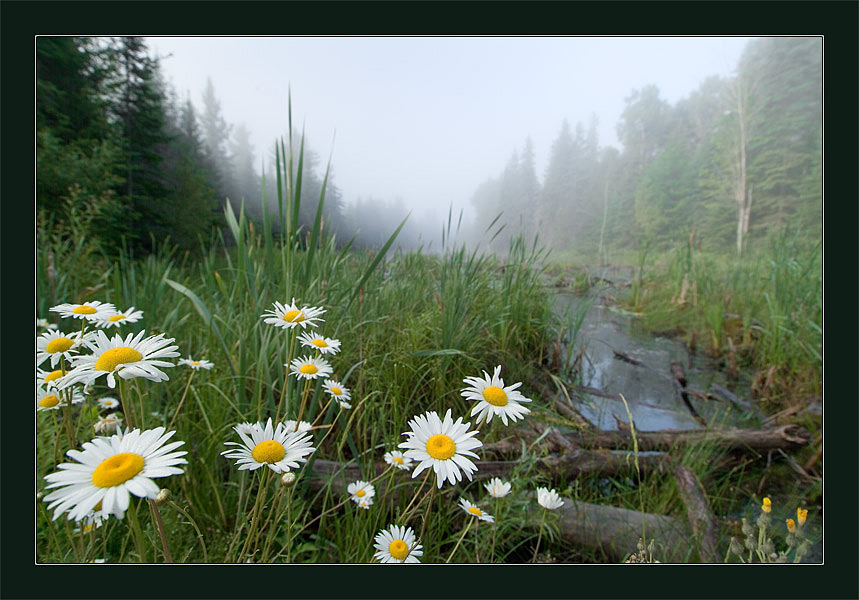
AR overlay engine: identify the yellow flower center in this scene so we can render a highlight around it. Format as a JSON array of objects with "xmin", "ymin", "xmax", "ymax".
[
  {"xmin": 192, "ymin": 361, "xmax": 200, "ymax": 366},
  {"xmin": 91, "ymin": 453, "xmax": 145, "ymax": 488},
  {"xmin": 252, "ymin": 440, "xmax": 286, "ymax": 464},
  {"xmin": 356, "ymin": 489, "xmax": 366, "ymax": 497},
  {"xmin": 330, "ymin": 387, "xmax": 342, "ymax": 396},
  {"xmin": 482, "ymin": 385, "xmax": 508, "ymax": 407},
  {"xmin": 283, "ymin": 310, "xmax": 305, "ymax": 323},
  {"xmin": 73, "ymin": 306, "xmax": 97, "ymax": 315},
  {"xmin": 299, "ymin": 364, "xmax": 318, "ymax": 375},
  {"xmin": 108, "ymin": 314, "xmax": 126, "ymax": 322},
  {"xmin": 311, "ymin": 339, "xmax": 328, "ymax": 348},
  {"xmin": 388, "ymin": 539, "xmax": 409, "ymax": 560},
  {"xmin": 426, "ymin": 434, "xmax": 456, "ymax": 460},
  {"xmin": 393, "ymin": 456, "xmax": 403, "ymax": 464},
  {"xmin": 46, "ymin": 337, "xmax": 74, "ymax": 354},
  {"xmin": 40, "ymin": 395, "xmax": 60, "ymax": 408},
  {"xmin": 44, "ymin": 369, "xmax": 66, "ymax": 382},
  {"xmin": 468, "ymin": 506, "xmax": 483, "ymax": 517},
  {"xmin": 95, "ymin": 347, "xmax": 143, "ymax": 372}
]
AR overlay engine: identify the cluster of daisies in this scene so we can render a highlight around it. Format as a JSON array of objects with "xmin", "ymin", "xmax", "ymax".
[
  {"xmin": 38, "ymin": 296, "xmax": 568, "ymax": 563},
  {"xmin": 37, "ymin": 300, "xmax": 213, "ymax": 529}
]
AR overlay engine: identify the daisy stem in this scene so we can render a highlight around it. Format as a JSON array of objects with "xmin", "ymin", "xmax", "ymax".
[
  {"xmin": 311, "ymin": 398, "xmax": 333, "ymax": 428},
  {"xmin": 445, "ymin": 518, "xmax": 473, "ymax": 563},
  {"xmin": 51, "ymin": 410, "xmax": 63, "ymax": 465},
  {"xmin": 134, "ymin": 379, "xmax": 146, "ymax": 429},
  {"xmin": 295, "ymin": 379, "xmax": 312, "ymax": 426},
  {"xmin": 167, "ymin": 370, "xmax": 196, "ymax": 431},
  {"xmin": 474, "ymin": 518, "xmax": 480, "ymax": 562},
  {"xmin": 490, "ymin": 498, "xmax": 500, "ymax": 562},
  {"xmin": 239, "ymin": 468, "xmax": 270, "ymax": 563},
  {"xmin": 275, "ymin": 330, "xmax": 297, "ymax": 422},
  {"xmin": 119, "ymin": 378, "xmax": 134, "ymax": 429},
  {"xmin": 148, "ymin": 499, "xmax": 173, "ymax": 563},
  {"xmin": 398, "ymin": 470, "xmax": 431, "ymax": 524},
  {"xmin": 126, "ymin": 497, "xmax": 149, "ymax": 563},
  {"xmin": 63, "ymin": 517, "xmax": 83, "ymax": 562},
  {"xmin": 532, "ymin": 509, "xmax": 547, "ymax": 563},
  {"xmin": 166, "ymin": 499, "xmax": 209, "ymax": 562},
  {"xmin": 417, "ymin": 483, "xmax": 436, "ymax": 550},
  {"xmin": 259, "ymin": 484, "xmax": 287, "ymax": 562},
  {"xmin": 61, "ymin": 402, "xmax": 76, "ymax": 450}
]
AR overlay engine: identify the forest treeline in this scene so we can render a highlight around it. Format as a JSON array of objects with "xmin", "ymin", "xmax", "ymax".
[
  {"xmin": 470, "ymin": 37, "xmax": 821, "ymax": 258},
  {"xmin": 37, "ymin": 36, "xmax": 355, "ymax": 254},
  {"xmin": 37, "ymin": 37, "xmax": 821, "ymax": 258}
]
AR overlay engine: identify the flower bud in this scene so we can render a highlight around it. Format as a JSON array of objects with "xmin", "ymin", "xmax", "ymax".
[
  {"xmin": 281, "ymin": 472, "xmax": 297, "ymax": 487},
  {"xmin": 729, "ymin": 537, "xmax": 744, "ymax": 557},
  {"xmin": 761, "ymin": 497, "xmax": 772, "ymax": 513},
  {"xmin": 154, "ymin": 488, "xmax": 170, "ymax": 505},
  {"xmin": 741, "ymin": 517, "xmax": 753, "ymax": 537},
  {"xmin": 785, "ymin": 518, "xmax": 796, "ymax": 533},
  {"xmin": 796, "ymin": 507, "xmax": 808, "ymax": 526}
]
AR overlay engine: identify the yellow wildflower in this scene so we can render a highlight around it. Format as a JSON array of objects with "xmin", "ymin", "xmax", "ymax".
[
  {"xmin": 797, "ymin": 507, "xmax": 808, "ymax": 526},
  {"xmin": 761, "ymin": 497, "xmax": 772, "ymax": 513}
]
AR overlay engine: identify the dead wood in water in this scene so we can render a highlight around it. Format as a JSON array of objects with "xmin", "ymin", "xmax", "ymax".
[
  {"xmin": 673, "ymin": 465, "xmax": 719, "ymax": 562},
  {"xmin": 482, "ymin": 423, "xmax": 811, "ymax": 456}
]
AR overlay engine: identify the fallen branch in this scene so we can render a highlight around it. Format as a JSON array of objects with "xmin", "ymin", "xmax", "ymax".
[{"xmin": 673, "ymin": 465, "xmax": 718, "ymax": 562}]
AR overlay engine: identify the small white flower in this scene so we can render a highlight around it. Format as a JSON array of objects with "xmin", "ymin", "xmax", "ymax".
[
  {"xmin": 222, "ymin": 418, "xmax": 315, "ymax": 474},
  {"xmin": 60, "ymin": 329, "xmax": 179, "ymax": 389},
  {"xmin": 484, "ymin": 477, "xmax": 512, "ymax": 498},
  {"xmin": 98, "ymin": 397, "xmax": 121, "ymax": 410},
  {"xmin": 323, "ymin": 379, "xmax": 352, "ymax": 409},
  {"xmin": 37, "ymin": 367, "xmax": 69, "ymax": 390},
  {"xmin": 347, "ymin": 480, "xmax": 376, "ymax": 505},
  {"xmin": 178, "ymin": 356, "xmax": 214, "ymax": 371},
  {"xmin": 461, "ymin": 365, "xmax": 532, "ymax": 426},
  {"xmin": 43, "ymin": 426, "xmax": 188, "ymax": 521},
  {"xmin": 288, "ymin": 355, "xmax": 333, "ymax": 381},
  {"xmin": 37, "ymin": 318, "xmax": 58, "ymax": 331},
  {"xmin": 384, "ymin": 450, "xmax": 413, "ymax": 471},
  {"xmin": 50, "ymin": 301, "xmax": 116, "ymax": 322},
  {"xmin": 283, "ymin": 420, "xmax": 313, "ymax": 433},
  {"xmin": 357, "ymin": 496, "xmax": 374, "ymax": 510},
  {"xmin": 94, "ymin": 414, "xmax": 123, "ymax": 435},
  {"xmin": 459, "ymin": 497, "xmax": 495, "ymax": 522},
  {"xmin": 261, "ymin": 299, "xmax": 325, "ymax": 330},
  {"xmin": 373, "ymin": 525, "xmax": 423, "ymax": 563},
  {"xmin": 298, "ymin": 331, "xmax": 341, "ymax": 355},
  {"xmin": 536, "ymin": 487, "xmax": 565, "ymax": 510},
  {"xmin": 37, "ymin": 330, "xmax": 85, "ymax": 368},
  {"xmin": 399, "ymin": 409, "xmax": 482, "ymax": 489},
  {"xmin": 94, "ymin": 306, "xmax": 144, "ymax": 329}
]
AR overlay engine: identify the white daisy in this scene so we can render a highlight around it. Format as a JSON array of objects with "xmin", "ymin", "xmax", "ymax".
[
  {"xmin": 484, "ymin": 477, "xmax": 512, "ymax": 498},
  {"xmin": 323, "ymin": 379, "xmax": 352, "ymax": 409},
  {"xmin": 60, "ymin": 329, "xmax": 179, "ymax": 389},
  {"xmin": 459, "ymin": 497, "xmax": 495, "ymax": 523},
  {"xmin": 94, "ymin": 414, "xmax": 123, "ymax": 436},
  {"xmin": 399, "ymin": 409, "xmax": 482, "ymax": 489},
  {"xmin": 178, "ymin": 356, "xmax": 215, "ymax": 371},
  {"xmin": 37, "ymin": 330, "xmax": 85, "ymax": 368},
  {"xmin": 288, "ymin": 355, "xmax": 333, "ymax": 381},
  {"xmin": 357, "ymin": 496, "xmax": 374, "ymax": 510},
  {"xmin": 37, "ymin": 317, "xmax": 58, "ymax": 331},
  {"xmin": 461, "ymin": 365, "xmax": 532, "ymax": 426},
  {"xmin": 94, "ymin": 306, "xmax": 144, "ymax": 329},
  {"xmin": 221, "ymin": 418, "xmax": 315, "ymax": 474},
  {"xmin": 383, "ymin": 450, "xmax": 413, "ymax": 471},
  {"xmin": 261, "ymin": 299, "xmax": 325, "ymax": 330},
  {"xmin": 373, "ymin": 524, "xmax": 423, "ymax": 563},
  {"xmin": 37, "ymin": 386, "xmax": 84, "ymax": 411},
  {"xmin": 536, "ymin": 487, "xmax": 565, "ymax": 510},
  {"xmin": 42, "ymin": 427, "xmax": 187, "ymax": 521},
  {"xmin": 98, "ymin": 397, "xmax": 121, "ymax": 410},
  {"xmin": 283, "ymin": 419, "xmax": 313, "ymax": 433},
  {"xmin": 37, "ymin": 387, "xmax": 64, "ymax": 411},
  {"xmin": 347, "ymin": 480, "xmax": 376, "ymax": 505},
  {"xmin": 297, "ymin": 331, "xmax": 341, "ymax": 355},
  {"xmin": 37, "ymin": 367, "xmax": 69, "ymax": 390},
  {"xmin": 50, "ymin": 301, "xmax": 116, "ymax": 322}
]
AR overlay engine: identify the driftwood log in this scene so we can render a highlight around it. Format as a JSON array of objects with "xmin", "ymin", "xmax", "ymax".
[
  {"xmin": 559, "ymin": 498, "xmax": 696, "ymax": 562},
  {"xmin": 673, "ymin": 465, "xmax": 718, "ymax": 562},
  {"xmin": 482, "ymin": 423, "xmax": 810, "ymax": 457}
]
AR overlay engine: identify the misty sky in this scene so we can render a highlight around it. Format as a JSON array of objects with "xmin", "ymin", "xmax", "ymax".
[{"xmin": 147, "ymin": 36, "xmax": 754, "ymax": 221}]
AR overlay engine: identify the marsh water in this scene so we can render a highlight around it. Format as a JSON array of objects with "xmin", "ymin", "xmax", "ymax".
[{"xmin": 552, "ymin": 268, "xmax": 754, "ymax": 432}]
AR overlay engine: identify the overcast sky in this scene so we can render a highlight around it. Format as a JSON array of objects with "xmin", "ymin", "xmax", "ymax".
[{"xmin": 147, "ymin": 36, "xmax": 753, "ymax": 221}]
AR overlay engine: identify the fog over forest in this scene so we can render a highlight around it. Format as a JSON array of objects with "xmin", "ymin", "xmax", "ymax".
[{"xmin": 38, "ymin": 36, "xmax": 821, "ymax": 258}]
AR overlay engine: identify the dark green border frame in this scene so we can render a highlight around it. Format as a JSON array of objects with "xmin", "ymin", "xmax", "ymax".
[{"xmin": 5, "ymin": 1, "xmax": 855, "ymax": 599}]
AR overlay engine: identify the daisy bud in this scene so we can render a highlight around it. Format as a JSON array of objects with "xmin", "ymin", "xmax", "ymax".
[
  {"xmin": 281, "ymin": 472, "xmax": 297, "ymax": 487},
  {"xmin": 154, "ymin": 488, "xmax": 170, "ymax": 505}
]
